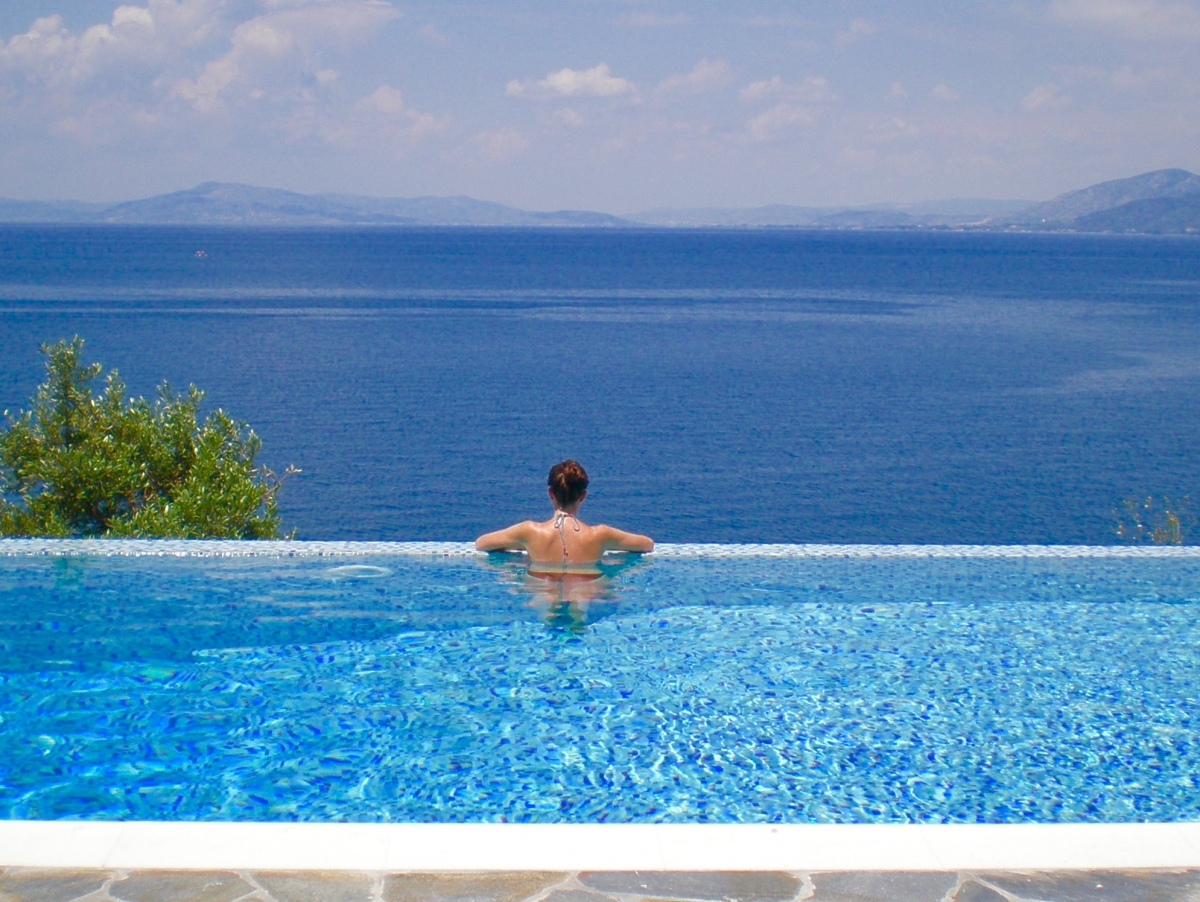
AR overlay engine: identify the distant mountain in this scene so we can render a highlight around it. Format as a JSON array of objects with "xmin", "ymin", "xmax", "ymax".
[
  {"xmin": 627, "ymin": 205, "xmax": 829, "ymax": 227},
  {"xmin": 626, "ymin": 198, "xmax": 1035, "ymax": 228},
  {"xmin": 0, "ymin": 182, "xmax": 630, "ymax": 227},
  {"xmin": 0, "ymin": 198, "xmax": 108, "ymax": 222},
  {"xmin": 1069, "ymin": 194, "xmax": 1200, "ymax": 234},
  {"xmin": 809, "ymin": 209, "xmax": 917, "ymax": 229},
  {"xmin": 885, "ymin": 198, "xmax": 1036, "ymax": 218},
  {"xmin": 310, "ymin": 191, "xmax": 625, "ymax": 227},
  {"xmin": 93, "ymin": 183, "xmax": 395, "ymax": 225},
  {"xmin": 0, "ymin": 172, "xmax": 1196, "ymax": 232},
  {"xmin": 1007, "ymin": 169, "xmax": 1200, "ymax": 229}
]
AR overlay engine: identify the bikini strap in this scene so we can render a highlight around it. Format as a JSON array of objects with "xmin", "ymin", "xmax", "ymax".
[{"xmin": 552, "ymin": 510, "xmax": 581, "ymax": 562}]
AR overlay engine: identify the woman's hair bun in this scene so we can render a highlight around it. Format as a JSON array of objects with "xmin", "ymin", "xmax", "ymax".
[{"xmin": 548, "ymin": 459, "xmax": 589, "ymax": 507}]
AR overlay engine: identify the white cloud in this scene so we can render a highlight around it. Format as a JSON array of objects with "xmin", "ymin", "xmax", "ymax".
[
  {"xmin": 619, "ymin": 12, "xmax": 690, "ymax": 27},
  {"xmin": 0, "ymin": 0, "xmax": 446, "ymax": 168},
  {"xmin": 738, "ymin": 76, "xmax": 831, "ymax": 141},
  {"xmin": 740, "ymin": 75, "xmax": 783, "ymax": 102},
  {"xmin": 1021, "ymin": 82, "xmax": 1071, "ymax": 110},
  {"xmin": 0, "ymin": 0, "xmax": 223, "ymax": 140},
  {"xmin": 1109, "ymin": 64, "xmax": 1172, "ymax": 90},
  {"xmin": 835, "ymin": 16, "xmax": 877, "ymax": 47},
  {"xmin": 1, "ymin": 7, "xmax": 161, "ymax": 87},
  {"xmin": 0, "ymin": 0, "xmax": 388, "ymax": 97},
  {"xmin": 356, "ymin": 85, "xmax": 445, "ymax": 136},
  {"xmin": 5, "ymin": 0, "xmax": 1198, "ymax": 211},
  {"xmin": 172, "ymin": 1, "xmax": 399, "ymax": 113},
  {"xmin": 1050, "ymin": 0, "xmax": 1200, "ymax": 40},
  {"xmin": 739, "ymin": 75, "xmax": 831, "ymax": 104},
  {"xmin": 1047, "ymin": 61, "xmax": 1193, "ymax": 96},
  {"xmin": 536, "ymin": 63, "xmax": 634, "ymax": 97},
  {"xmin": 1054, "ymin": 64, "xmax": 1110, "ymax": 82},
  {"xmin": 417, "ymin": 23, "xmax": 448, "ymax": 46},
  {"xmin": 741, "ymin": 15, "xmax": 809, "ymax": 27},
  {"xmin": 362, "ymin": 84, "xmax": 404, "ymax": 114},
  {"xmin": 113, "ymin": 6, "xmax": 155, "ymax": 29},
  {"xmin": 746, "ymin": 102, "xmax": 813, "ymax": 141},
  {"xmin": 470, "ymin": 127, "xmax": 529, "ymax": 160},
  {"xmin": 655, "ymin": 59, "xmax": 732, "ymax": 96},
  {"xmin": 506, "ymin": 64, "xmax": 636, "ymax": 99},
  {"xmin": 236, "ymin": 19, "xmax": 291, "ymax": 55},
  {"xmin": 931, "ymin": 84, "xmax": 962, "ymax": 102}
]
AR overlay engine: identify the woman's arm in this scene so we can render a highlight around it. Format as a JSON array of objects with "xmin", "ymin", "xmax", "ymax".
[
  {"xmin": 475, "ymin": 521, "xmax": 534, "ymax": 552},
  {"xmin": 599, "ymin": 525, "xmax": 654, "ymax": 554}
]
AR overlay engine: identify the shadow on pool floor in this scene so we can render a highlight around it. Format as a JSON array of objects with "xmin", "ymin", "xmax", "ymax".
[{"xmin": 2, "ymin": 868, "xmax": 1199, "ymax": 901}]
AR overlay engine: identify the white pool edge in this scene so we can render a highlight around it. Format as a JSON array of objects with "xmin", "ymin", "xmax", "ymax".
[
  {"xmin": 2, "ymin": 822, "xmax": 1200, "ymax": 871},
  {"xmin": 2, "ymin": 539, "xmax": 1199, "ymax": 558}
]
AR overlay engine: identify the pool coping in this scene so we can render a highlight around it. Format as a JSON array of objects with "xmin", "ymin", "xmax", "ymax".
[
  {"xmin": 2, "ymin": 822, "xmax": 1200, "ymax": 871},
  {"xmin": 2, "ymin": 539, "xmax": 1199, "ymax": 557},
  {"xmin": 4, "ymin": 540, "xmax": 1199, "ymax": 874}
]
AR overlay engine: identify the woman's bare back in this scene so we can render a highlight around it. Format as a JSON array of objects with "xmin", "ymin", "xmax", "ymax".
[
  {"xmin": 475, "ymin": 460, "xmax": 653, "ymax": 569},
  {"xmin": 476, "ymin": 512, "xmax": 652, "ymax": 569}
]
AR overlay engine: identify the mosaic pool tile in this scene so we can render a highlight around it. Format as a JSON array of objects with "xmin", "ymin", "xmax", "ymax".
[
  {"xmin": 3, "ymin": 540, "xmax": 1199, "ymax": 559},
  {"xmin": 3, "ymin": 549, "xmax": 1200, "ymax": 823}
]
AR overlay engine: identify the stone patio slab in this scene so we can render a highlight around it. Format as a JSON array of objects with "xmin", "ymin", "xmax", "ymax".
[
  {"xmin": 805, "ymin": 872, "xmax": 960, "ymax": 902},
  {"xmin": 576, "ymin": 871, "xmax": 801, "ymax": 901},
  {"xmin": 107, "ymin": 872, "xmax": 254, "ymax": 902},
  {"xmin": 381, "ymin": 873, "xmax": 567, "ymax": 902},
  {"xmin": 0, "ymin": 869, "xmax": 111, "ymax": 902},
  {"xmin": 251, "ymin": 872, "xmax": 378, "ymax": 902},
  {"xmin": 978, "ymin": 868, "xmax": 1200, "ymax": 902},
  {"xmin": 3, "ymin": 870, "xmax": 1200, "ymax": 902}
]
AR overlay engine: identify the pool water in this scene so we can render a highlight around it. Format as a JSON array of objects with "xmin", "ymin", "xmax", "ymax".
[{"xmin": 1, "ymin": 545, "xmax": 1199, "ymax": 823}]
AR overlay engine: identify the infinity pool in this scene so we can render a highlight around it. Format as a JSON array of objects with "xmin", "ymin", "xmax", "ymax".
[{"xmin": 1, "ymin": 542, "xmax": 1198, "ymax": 824}]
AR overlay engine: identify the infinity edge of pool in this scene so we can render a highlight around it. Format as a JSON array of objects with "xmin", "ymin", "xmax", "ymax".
[{"xmin": 2, "ymin": 539, "xmax": 1199, "ymax": 557}]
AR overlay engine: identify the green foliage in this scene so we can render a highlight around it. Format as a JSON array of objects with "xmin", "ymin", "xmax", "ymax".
[
  {"xmin": 1113, "ymin": 495, "xmax": 1192, "ymax": 545},
  {"xmin": 0, "ymin": 337, "xmax": 295, "ymax": 538}
]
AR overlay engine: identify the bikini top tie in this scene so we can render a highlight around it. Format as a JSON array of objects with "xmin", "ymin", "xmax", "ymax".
[{"xmin": 552, "ymin": 509, "xmax": 581, "ymax": 562}]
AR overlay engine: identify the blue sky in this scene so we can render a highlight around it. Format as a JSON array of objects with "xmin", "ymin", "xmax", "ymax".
[{"xmin": 1, "ymin": 0, "xmax": 1198, "ymax": 211}]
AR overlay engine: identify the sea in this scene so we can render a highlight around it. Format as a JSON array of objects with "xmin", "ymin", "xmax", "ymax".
[{"xmin": 0, "ymin": 226, "xmax": 1197, "ymax": 545}]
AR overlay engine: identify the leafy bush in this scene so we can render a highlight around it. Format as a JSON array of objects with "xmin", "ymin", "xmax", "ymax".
[
  {"xmin": 1113, "ymin": 495, "xmax": 1191, "ymax": 545},
  {"xmin": 0, "ymin": 338, "xmax": 294, "ymax": 538}
]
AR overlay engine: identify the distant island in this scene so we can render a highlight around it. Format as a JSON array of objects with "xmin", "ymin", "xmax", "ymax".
[{"xmin": 1, "ymin": 169, "xmax": 1197, "ymax": 234}]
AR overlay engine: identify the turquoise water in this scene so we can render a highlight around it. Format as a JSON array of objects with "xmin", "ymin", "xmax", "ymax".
[{"xmin": 2, "ymin": 547, "xmax": 1199, "ymax": 823}]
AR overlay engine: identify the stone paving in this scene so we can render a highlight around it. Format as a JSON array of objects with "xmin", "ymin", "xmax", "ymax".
[{"xmin": 3, "ymin": 869, "xmax": 1200, "ymax": 902}]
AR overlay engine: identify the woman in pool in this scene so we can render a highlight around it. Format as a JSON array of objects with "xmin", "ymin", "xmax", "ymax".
[{"xmin": 475, "ymin": 460, "xmax": 653, "ymax": 571}]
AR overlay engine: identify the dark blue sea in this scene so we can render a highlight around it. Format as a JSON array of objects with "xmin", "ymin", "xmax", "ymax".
[{"xmin": 0, "ymin": 226, "xmax": 1197, "ymax": 544}]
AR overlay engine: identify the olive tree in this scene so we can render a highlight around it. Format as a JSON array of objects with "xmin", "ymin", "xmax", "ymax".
[
  {"xmin": 0, "ymin": 338, "xmax": 294, "ymax": 538},
  {"xmin": 1114, "ymin": 495, "xmax": 1191, "ymax": 546}
]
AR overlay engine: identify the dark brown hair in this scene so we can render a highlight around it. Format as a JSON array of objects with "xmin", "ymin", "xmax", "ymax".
[{"xmin": 548, "ymin": 459, "xmax": 589, "ymax": 508}]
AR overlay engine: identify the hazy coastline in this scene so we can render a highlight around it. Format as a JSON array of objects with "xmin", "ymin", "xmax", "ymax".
[{"xmin": 2, "ymin": 169, "xmax": 1198, "ymax": 235}]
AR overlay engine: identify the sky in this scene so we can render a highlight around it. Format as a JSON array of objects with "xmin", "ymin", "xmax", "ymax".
[{"xmin": 1, "ymin": 0, "xmax": 1199, "ymax": 212}]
